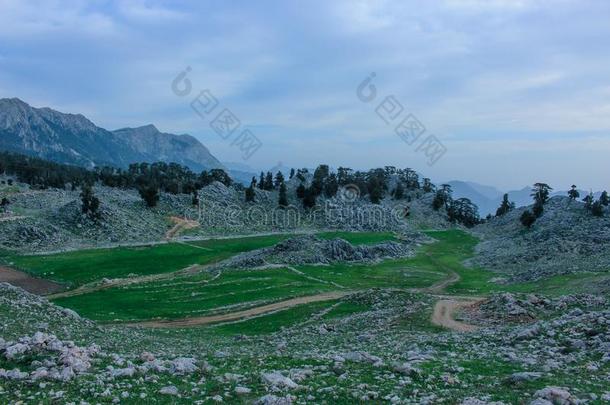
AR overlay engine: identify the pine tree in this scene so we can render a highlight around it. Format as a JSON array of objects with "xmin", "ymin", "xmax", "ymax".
[
  {"xmin": 289, "ymin": 168, "xmax": 295, "ymax": 179},
  {"xmin": 422, "ymin": 178, "xmax": 434, "ymax": 193},
  {"xmin": 591, "ymin": 200, "xmax": 604, "ymax": 217},
  {"xmin": 324, "ymin": 173, "xmax": 339, "ymax": 197},
  {"xmin": 532, "ymin": 200, "xmax": 544, "ymax": 218},
  {"xmin": 258, "ymin": 172, "xmax": 265, "ymax": 189},
  {"xmin": 583, "ymin": 192, "xmax": 594, "ymax": 210},
  {"xmin": 393, "ymin": 182, "xmax": 405, "ymax": 200},
  {"xmin": 278, "ymin": 182, "xmax": 288, "ymax": 207},
  {"xmin": 296, "ymin": 183, "xmax": 306, "ymax": 199},
  {"xmin": 568, "ymin": 185, "xmax": 580, "ymax": 201},
  {"xmin": 0, "ymin": 197, "xmax": 9, "ymax": 212},
  {"xmin": 245, "ymin": 177, "xmax": 256, "ymax": 202},
  {"xmin": 302, "ymin": 187, "xmax": 316, "ymax": 208},
  {"xmin": 495, "ymin": 193, "xmax": 515, "ymax": 216},
  {"xmin": 531, "ymin": 183, "xmax": 552, "ymax": 205},
  {"xmin": 137, "ymin": 183, "xmax": 159, "ymax": 207},
  {"xmin": 264, "ymin": 172, "xmax": 274, "ymax": 190},
  {"xmin": 600, "ymin": 191, "xmax": 609, "ymax": 206},
  {"xmin": 274, "ymin": 171, "xmax": 285, "ymax": 189},
  {"xmin": 520, "ymin": 210, "xmax": 536, "ymax": 227},
  {"xmin": 80, "ymin": 183, "xmax": 101, "ymax": 220}
]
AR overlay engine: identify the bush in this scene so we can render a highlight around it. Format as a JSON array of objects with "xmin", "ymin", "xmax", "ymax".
[{"xmin": 520, "ymin": 210, "xmax": 536, "ymax": 227}]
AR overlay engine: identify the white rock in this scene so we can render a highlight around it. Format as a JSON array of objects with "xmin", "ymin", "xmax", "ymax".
[
  {"xmin": 159, "ymin": 385, "xmax": 179, "ymax": 396},
  {"xmin": 261, "ymin": 372, "xmax": 299, "ymax": 389},
  {"xmin": 235, "ymin": 386, "xmax": 252, "ymax": 395}
]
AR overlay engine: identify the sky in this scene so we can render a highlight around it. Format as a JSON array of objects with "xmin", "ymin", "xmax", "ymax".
[{"xmin": 0, "ymin": 0, "xmax": 609, "ymax": 191}]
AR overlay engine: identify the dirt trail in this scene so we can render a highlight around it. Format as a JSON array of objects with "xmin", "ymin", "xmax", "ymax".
[
  {"xmin": 47, "ymin": 263, "xmax": 212, "ymax": 299},
  {"xmin": 126, "ymin": 291, "xmax": 351, "ymax": 328},
  {"xmin": 0, "ymin": 266, "xmax": 64, "ymax": 295},
  {"xmin": 165, "ymin": 216, "xmax": 199, "ymax": 239},
  {"xmin": 431, "ymin": 298, "xmax": 483, "ymax": 332}
]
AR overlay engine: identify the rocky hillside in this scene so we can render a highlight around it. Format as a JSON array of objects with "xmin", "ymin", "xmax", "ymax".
[
  {"xmin": 472, "ymin": 196, "xmax": 610, "ymax": 281},
  {"xmin": 0, "ymin": 98, "xmax": 222, "ymax": 171}
]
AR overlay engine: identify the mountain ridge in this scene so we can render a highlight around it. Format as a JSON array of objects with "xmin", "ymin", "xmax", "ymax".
[{"xmin": 0, "ymin": 98, "xmax": 223, "ymax": 171}]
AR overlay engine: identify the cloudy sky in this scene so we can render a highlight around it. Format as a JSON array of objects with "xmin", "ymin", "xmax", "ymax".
[{"xmin": 1, "ymin": 0, "xmax": 609, "ymax": 191}]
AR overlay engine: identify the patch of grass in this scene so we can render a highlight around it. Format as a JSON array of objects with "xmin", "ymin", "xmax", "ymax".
[
  {"xmin": 53, "ymin": 267, "xmax": 336, "ymax": 322},
  {"xmin": 211, "ymin": 300, "xmax": 338, "ymax": 336},
  {"xmin": 8, "ymin": 234, "xmax": 292, "ymax": 288},
  {"xmin": 296, "ymin": 259, "xmax": 446, "ymax": 290}
]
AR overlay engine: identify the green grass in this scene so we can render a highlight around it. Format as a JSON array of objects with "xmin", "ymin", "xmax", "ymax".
[
  {"xmin": 211, "ymin": 300, "xmax": 339, "ymax": 335},
  {"xmin": 53, "ymin": 267, "xmax": 337, "ymax": 321},
  {"xmin": 7, "ymin": 232, "xmax": 396, "ymax": 289},
  {"xmin": 7, "ymin": 234, "xmax": 292, "ymax": 288},
  {"xmin": 50, "ymin": 232, "xmax": 456, "ymax": 322}
]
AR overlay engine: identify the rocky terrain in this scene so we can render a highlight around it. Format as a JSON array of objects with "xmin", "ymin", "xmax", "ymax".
[
  {"xmin": 1, "ymin": 282, "xmax": 609, "ymax": 404},
  {"xmin": 0, "ymin": 178, "xmax": 448, "ymax": 253},
  {"xmin": 214, "ymin": 234, "xmax": 427, "ymax": 271},
  {"xmin": 472, "ymin": 196, "xmax": 610, "ymax": 282}
]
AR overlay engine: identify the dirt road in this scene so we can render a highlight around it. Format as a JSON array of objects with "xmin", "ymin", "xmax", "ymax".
[
  {"xmin": 431, "ymin": 298, "xmax": 482, "ymax": 332},
  {"xmin": 126, "ymin": 291, "xmax": 352, "ymax": 328},
  {"xmin": 0, "ymin": 265, "xmax": 64, "ymax": 295},
  {"xmin": 165, "ymin": 216, "xmax": 200, "ymax": 239}
]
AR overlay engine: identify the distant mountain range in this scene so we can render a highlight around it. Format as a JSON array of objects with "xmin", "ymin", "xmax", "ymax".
[
  {"xmin": 0, "ymin": 98, "xmax": 223, "ymax": 172},
  {"xmin": 448, "ymin": 180, "xmax": 604, "ymax": 216}
]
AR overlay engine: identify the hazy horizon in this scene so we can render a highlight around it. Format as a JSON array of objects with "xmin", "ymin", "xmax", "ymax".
[{"xmin": 1, "ymin": 1, "xmax": 609, "ymax": 191}]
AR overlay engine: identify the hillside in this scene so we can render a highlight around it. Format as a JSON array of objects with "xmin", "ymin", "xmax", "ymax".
[
  {"xmin": 472, "ymin": 196, "xmax": 610, "ymax": 281},
  {"xmin": 0, "ymin": 98, "xmax": 222, "ymax": 171}
]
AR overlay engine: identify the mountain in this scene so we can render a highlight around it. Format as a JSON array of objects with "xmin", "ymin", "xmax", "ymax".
[
  {"xmin": 447, "ymin": 180, "xmax": 503, "ymax": 217},
  {"xmin": 112, "ymin": 125, "xmax": 222, "ymax": 172},
  {"xmin": 0, "ymin": 98, "xmax": 222, "ymax": 171},
  {"xmin": 222, "ymin": 161, "xmax": 257, "ymax": 185}
]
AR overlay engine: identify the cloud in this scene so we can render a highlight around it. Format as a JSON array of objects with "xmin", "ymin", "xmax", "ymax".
[{"xmin": 1, "ymin": 0, "xmax": 609, "ymax": 190}]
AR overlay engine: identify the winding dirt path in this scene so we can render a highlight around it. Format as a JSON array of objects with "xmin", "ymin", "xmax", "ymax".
[
  {"xmin": 47, "ymin": 263, "xmax": 212, "ymax": 299},
  {"xmin": 125, "ymin": 291, "xmax": 351, "ymax": 328},
  {"xmin": 431, "ymin": 298, "xmax": 483, "ymax": 332},
  {"xmin": 165, "ymin": 216, "xmax": 199, "ymax": 240}
]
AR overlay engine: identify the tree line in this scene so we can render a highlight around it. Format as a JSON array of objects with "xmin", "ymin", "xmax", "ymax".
[{"xmin": 0, "ymin": 152, "xmax": 233, "ymax": 217}]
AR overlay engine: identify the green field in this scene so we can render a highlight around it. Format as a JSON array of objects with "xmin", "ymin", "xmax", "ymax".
[
  {"xmin": 6, "ymin": 231, "xmax": 399, "ymax": 288},
  {"xmin": 13, "ymin": 228, "xmax": 602, "ymax": 329},
  {"xmin": 49, "ymin": 232, "xmax": 455, "ymax": 323}
]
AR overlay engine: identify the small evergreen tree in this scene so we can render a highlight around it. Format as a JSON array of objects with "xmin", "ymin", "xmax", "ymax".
[
  {"xmin": 532, "ymin": 200, "xmax": 544, "ymax": 218},
  {"xmin": 137, "ymin": 183, "xmax": 160, "ymax": 207},
  {"xmin": 264, "ymin": 172, "xmax": 274, "ymax": 190},
  {"xmin": 393, "ymin": 182, "xmax": 405, "ymax": 200},
  {"xmin": 296, "ymin": 183, "xmax": 306, "ymax": 199},
  {"xmin": 520, "ymin": 210, "xmax": 536, "ymax": 228},
  {"xmin": 568, "ymin": 185, "xmax": 580, "ymax": 201},
  {"xmin": 495, "ymin": 193, "xmax": 515, "ymax": 217},
  {"xmin": 600, "ymin": 191, "xmax": 609, "ymax": 206},
  {"xmin": 245, "ymin": 177, "xmax": 256, "ymax": 202},
  {"xmin": 0, "ymin": 197, "xmax": 9, "ymax": 212},
  {"xmin": 245, "ymin": 186, "xmax": 255, "ymax": 203},
  {"xmin": 422, "ymin": 178, "xmax": 434, "ymax": 193},
  {"xmin": 289, "ymin": 168, "xmax": 295, "ymax": 179},
  {"xmin": 80, "ymin": 183, "xmax": 101, "ymax": 220},
  {"xmin": 591, "ymin": 200, "xmax": 604, "ymax": 217},
  {"xmin": 258, "ymin": 172, "xmax": 265, "ymax": 189},
  {"xmin": 324, "ymin": 173, "xmax": 339, "ymax": 197},
  {"xmin": 583, "ymin": 192, "xmax": 594, "ymax": 210},
  {"xmin": 278, "ymin": 182, "xmax": 288, "ymax": 207},
  {"xmin": 302, "ymin": 187, "xmax": 316, "ymax": 209},
  {"xmin": 274, "ymin": 171, "xmax": 285, "ymax": 189}
]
